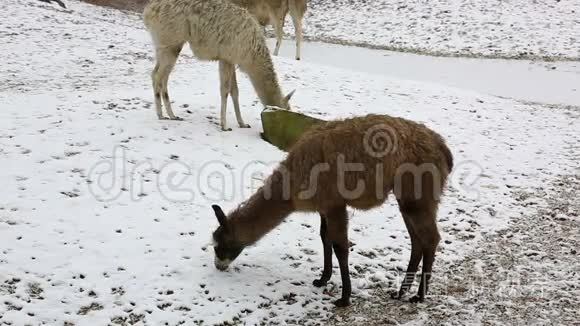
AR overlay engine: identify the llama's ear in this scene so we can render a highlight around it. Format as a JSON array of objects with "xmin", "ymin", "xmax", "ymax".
[
  {"xmin": 284, "ymin": 89, "xmax": 296, "ymax": 101},
  {"xmin": 212, "ymin": 204, "xmax": 227, "ymax": 227}
]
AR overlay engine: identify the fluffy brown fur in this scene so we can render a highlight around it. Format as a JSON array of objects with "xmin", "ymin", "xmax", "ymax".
[{"xmin": 212, "ymin": 114, "xmax": 453, "ymax": 306}]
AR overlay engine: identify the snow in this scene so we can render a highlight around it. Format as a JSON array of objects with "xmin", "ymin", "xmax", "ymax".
[
  {"xmin": 0, "ymin": 0, "xmax": 578, "ymax": 325},
  {"xmin": 302, "ymin": 0, "xmax": 580, "ymax": 59},
  {"xmin": 269, "ymin": 39, "xmax": 580, "ymax": 106}
]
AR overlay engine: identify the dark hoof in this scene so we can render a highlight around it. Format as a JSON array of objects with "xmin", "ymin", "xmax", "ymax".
[
  {"xmin": 170, "ymin": 116, "xmax": 183, "ymax": 121},
  {"xmin": 312, "ymin": 279, "xmax": 328, "ymax": 287},
  {"xmin": 239, "ymin": 124, "xmax": 251, "ymax": 128},
  {"xmin": 333, "ymin": 298, "xmax": 350, "ymax": 307},
  {"xmin": 296, "ymin": 58, "xmax": 301, "ymax": 61},
  {"xmin": 409, "ymin": 295, "xmax": 424, "ymax": 303},
  {"xmin": 221, "ymin": 127, "xmax": 233, "ymax": 132}
]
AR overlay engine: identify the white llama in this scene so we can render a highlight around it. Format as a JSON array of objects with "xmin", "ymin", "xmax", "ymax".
[
  {"xmin": 143, "ymin": 0, "xmax": 295, "ymax": 130},
  {"xmin": 229, "ymin": 0, "xmax": 307, "ymax": 60}
]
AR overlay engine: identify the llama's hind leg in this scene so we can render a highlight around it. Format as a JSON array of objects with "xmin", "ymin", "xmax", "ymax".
[
  {"xmin": 151, "ymin": 62, "xmax": 164, "ymax": 119},
  {"xmin": 290, "ymin": 12, "xmax": 303, "ymax": 60},
  {"xmin": 324, "ymin": 206, "xmax": 351, "ymax": 307},
  {"xmin": 229, "ymin": 67, "xmax": 250, "ymax": 128},
  {"xmin": 398, "ymin": 200, "xmax": 440, "ymax": 303},
  {"xmin": 272, "ymin": 15, "xmax": 285, "ymax": 56},
  {"xmin": 313, "ymin": 214, "xmax": 333, "ymax": 287},
  {"xmin": 154, "ymin": 44, "xmax": 183, "ymax": 120},
  {"xmin": 411, "ymin": 207, "xmax": 440, "ymax": 303},
  {"xmin": 289, "ymin": 0, "xmax": 305, "ymax": 60},
  {"xmin": 392, "ymin": 199, "xmax": 423, "ymax": 300}
]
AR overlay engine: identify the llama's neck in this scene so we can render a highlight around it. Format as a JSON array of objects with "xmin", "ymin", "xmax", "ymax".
[
  {"xmin": 229, "ymin": 176, "xmax": 294, "ymax": 246},
  {"xmin": 241, "ymin": 55, "xmax": 285, "ymax": 108}
]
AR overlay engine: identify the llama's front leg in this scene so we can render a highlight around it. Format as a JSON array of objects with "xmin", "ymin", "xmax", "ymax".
[
  {"xmin": 218, "ymin": 61, "xmax": 232, "ymax": 131},
  {"xmin": 326, "ymin": 206, "xmax": 351, "ymax": 307},
  {"xmin": 313, "ymin": 214, "xmax": 333, "ymax": 287},
  {"xmin": 229, "ymin": 68, "xmax": 250, "ymax": 128}
]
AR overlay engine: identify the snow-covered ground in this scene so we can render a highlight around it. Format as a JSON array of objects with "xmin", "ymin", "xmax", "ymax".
[
  {"xmin": 302, "ymin": 0, "xmax": 580, "ymax": 59},
  {"xmin": 0, "ymin": 0, "xmax": 578, "ymax": 325},
  {"xmin": 269, "ymin": 40, "xmax": 580, "ymax": 106}
]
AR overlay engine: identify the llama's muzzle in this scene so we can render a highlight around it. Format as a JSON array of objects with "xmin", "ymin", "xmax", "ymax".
[{"xmin": 214, "ymin": 257, "xmax": 231, "ymax": 271}]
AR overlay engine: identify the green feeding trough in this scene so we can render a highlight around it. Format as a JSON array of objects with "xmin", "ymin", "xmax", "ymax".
[{"xmin": 260, "ymin": 106, "xmax": 325, "ymax": 151}]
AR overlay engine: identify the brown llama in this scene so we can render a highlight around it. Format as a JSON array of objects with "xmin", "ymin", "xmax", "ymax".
[
  {"xmin": 143, "ymin": 0, "xmax": 295, "ymax": 130},
  {"xmin": 211, "ymin": 114, "xmax": 454, "ymax": 306},
  {"xmin": 229, "ymin": 0, "xmax": 308, "ymax": 60}
]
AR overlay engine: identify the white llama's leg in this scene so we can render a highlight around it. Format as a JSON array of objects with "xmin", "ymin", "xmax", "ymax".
[
  {"xmin": 155, "ymin": 45, "xmax": 183, "ymax": 120},
  {"xmin": 230, "ymin": 67, "xmax": 249, "ymax": 128},
  {"xmin": 291, "ymin": 14, "xmax": 302, "ymax": 60},
  {"xmin": 219, "ymin": 61, "xmax": 233, "ymax": 131},
  {"xmin": 273, "ymin": 16, "xmax": 285, "ymax": 56},
  {"xmin": 151, "ymin": 62, "xmax": 164, "ymax": 119}
]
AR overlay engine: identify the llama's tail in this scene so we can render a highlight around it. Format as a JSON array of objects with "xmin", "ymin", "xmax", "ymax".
[{"xmin": 440, "ymin": 142, "xmax": 454, "ymax": 173}]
